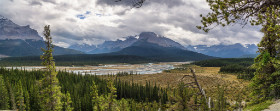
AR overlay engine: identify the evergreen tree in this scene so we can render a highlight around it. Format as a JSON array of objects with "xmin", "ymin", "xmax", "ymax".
[
  {"xmin": 7, "ymin": 81, "xmax": 17, "ymax": 110},
  {"xmin": 90, "ymin": 81, "xmax": 100, "ymax": 111},
  {"xmin": 198, "ymin": 0, "xmax": 280, "ymax": 102},
  {"xmin": 23, "ymin": 90, "xmax": 30, "ymax": 111},
  {"xmin": 107, "ymin": 80, "xmax": 117, "ymax": 111},
  {"xmin": 15, "ymin": 81, "xmax": 26, "ymax": 111},
  {"xmin": 0, "ymin": 75, "xmax": 9, "ymax": 110},
  {"xmin": 38, "ymin": 25, "xmax": 63, "ymax": 110},
  {"xmin": 63, "ymin": 92, "xmax": 73, "ymax": 111},
  {"xmin": 117, "ymin": 98, "xmax": 130, "ymax": 111}
]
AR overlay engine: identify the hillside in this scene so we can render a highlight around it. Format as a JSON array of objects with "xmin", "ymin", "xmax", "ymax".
[
  {"xmin": 0, "ymin": 15, "xmax": 42, "ymax": 40},
  {"xmin": 0, "ymin": 39, "xmax": 83, "ymax": 57},
  {"xmin": 113, "ymin": 40, "xmax": 215, "ymax": 61},
  {"xmin": 0, "ymin": 15, "xmax": 83, "ymax": 57},
  {"xmin": 186, "ymin": 44, "xmax": 258, "ymax": 58},
  {"xmin": 70, "ymin": 32, "xmax": 187, "ymax": 54},
  {"xmin": 0, "ymin": 54, "xmax": 155, "ymax": 66}
]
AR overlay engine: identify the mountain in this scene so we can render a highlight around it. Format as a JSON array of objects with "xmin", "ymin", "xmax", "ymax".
[
  {"xmin": 136, "ymin": 32, "xmax": 186, "ymax": 49},
  {"xmin": 70, "ymin": 32, "xmax": 186, "ymax": 54},
  {"xmin": 0, "ymin": 39, "xmax": 83, "ymax": 57},
  {"xmin": 89, "ymin": 36, "xmax": 138, "ymax": 54},
  {"xmin": 69, "ymin": 44, "xmax": 97, "ymax": 53},
  {"xmin": 186, "ymin": 43, "xmax": 258, "ymax": 58},
  {"xmin": 68, "ymin": 32, "xmax": 214, "ymax": 61},
  {"xmin": 0, "ymin": 15, "xmax": 42, "ymax": 40},
  {"xmin": 0, "ymin": 15, "xmax": 83, "ymax": 57},
  {"xmin": 111, "ymin": 39, "xmax": 215, "ymax": 61}
]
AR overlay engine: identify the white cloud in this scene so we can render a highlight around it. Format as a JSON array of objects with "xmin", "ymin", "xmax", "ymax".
[{"xmin": 0, "ymin": 0, "xmax": 263, "ymax": 47}]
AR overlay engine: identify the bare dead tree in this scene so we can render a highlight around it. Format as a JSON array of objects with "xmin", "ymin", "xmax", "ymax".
[{"xmin": 180, "ymin": 68, "xmax": 209, "ymax": 110}]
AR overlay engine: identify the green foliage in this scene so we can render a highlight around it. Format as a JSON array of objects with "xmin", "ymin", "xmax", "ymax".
[
  {"xmin": 194, "ymin": 58, "xmax": 256, "ymax": 80},
  {"xmin": 250, "ymin": 8, "xmax": 280, "ymax": 100},
  {"xmin": 23, "ymin": 90, "xmax": 30, "ymax": 111},
  {"xmin": 219, "ymin": 64, "xmax": 256, "ymax": 80},
  {"xmin": 15, "ymin": 81, "xmax": 25, "ymax": 111},
  {"xmin": 90, "ymin": 81, "xmax": 101, "ymax": 110},
  {"xmin": 0, "ymin": 67, "xmax": 245, "ymax": 110},
  {"xmin": 0, "ymin": 75, "xmax": 9, "ymax": 110},
  {"xmin": 220, "ymin": 64, "xmax": 247, "ymax": 74},
  {"xmin": 38, "ymin": 25, "xmax": 63, "ymax": 111},
  {"xmin": 213, "ymin": 85, "xmax": 229, "ymax": 111},
  {"xmin": 198, "ymin": 0, "xmax": 278, "ymax": 32},
  {"xmin": 0, "ymin": 55, "xmax": 155, "ymax": 66},
  {"xmin": 237, "ymin": 67, "xmax": 256, "ymax": 80},
  {"xmin": 62, "ymin": 92, "xmax": 74, "ymax": 111},
  {"xmin": 244, "ymin": 100, "xmax": 274, "ymax": 111},
  {"xmin": 199, "ymin": 0, "xmax": 280, "ymax": 103},
  {"xmin": 193, "ymin": 58, "xmax": 254, "ymax": 67},
  {"xmin": 117, "ymin": 98, "xmax": 130, "ymax": 111}
]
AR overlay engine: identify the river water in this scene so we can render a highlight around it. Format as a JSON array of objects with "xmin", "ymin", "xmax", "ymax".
[{"xmin": 5, "ymin": 62, "xmax": 190, "ymax": 75}]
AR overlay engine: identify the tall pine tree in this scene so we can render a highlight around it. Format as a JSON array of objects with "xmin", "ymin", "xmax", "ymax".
[
  {"xmin": 38, "ymin": 25, "xmax": 63, "ymax": 111},
  {"xmin": 63, "ymin": 92, "xmax": 73, "ymax": 111},
  {"xmin": 15, "ymin": 81, "xmax": 26, "ymax": 111},
  {"xmin": 0, "ymin": 75, "xmax": 9, "ymax": 110}
]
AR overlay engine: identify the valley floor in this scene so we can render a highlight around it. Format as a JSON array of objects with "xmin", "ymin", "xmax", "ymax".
[{"xmin": 101, "ymin": 65, "xmax": 250, "ymax": 104}]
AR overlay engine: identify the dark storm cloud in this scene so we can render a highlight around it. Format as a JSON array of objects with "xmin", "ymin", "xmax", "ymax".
[
  {"xmin": 96, "ymin": 0, "xmax": 185, "ymax": 8},
  {"xmin": 42, "ymin": 0, "xmax": 56, "ymax": 4},
  {"xmin": 53, "ymin": 29, "xmax": 84, "ymax": 41},
  {"xmin": 29, "ymin": 1, "xmax": 42, "ymax": 6},
  {"xmin": 65, "ymin": 18, "xmax": 77, "ymax": 22},
  {"xmin": 0, "ymin": 0, "xmax": 263, "ymax": 47}
]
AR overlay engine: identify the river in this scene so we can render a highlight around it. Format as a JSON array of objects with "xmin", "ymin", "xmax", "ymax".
[{"xmin": 5, "ymin": 62, "xmax": 191, "ymax": 75}]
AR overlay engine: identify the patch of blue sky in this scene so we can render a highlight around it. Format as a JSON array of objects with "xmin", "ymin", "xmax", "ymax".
[
  {"xmin": 77, "ymin": 14, "xmax": 86, "ymax": 19},
  {"xmin": 85, "ymin": 11, "xmax": 91, "ymax": 15}
]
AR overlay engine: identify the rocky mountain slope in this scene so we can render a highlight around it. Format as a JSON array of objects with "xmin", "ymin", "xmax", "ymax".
[
  {"xmin": 0, "ymin": 15, "xmax": 42, "ymax": 40},
  {"xmin": 0, "ymin": 15, "xmax": 83, "ymax": 57},
  {"xmin": 70, "ymin": 32, "xmax": 186, "ymax": 54},
  {"xmin": 186, "ymin": 43, "xmax": 258, "ymax": 58}
]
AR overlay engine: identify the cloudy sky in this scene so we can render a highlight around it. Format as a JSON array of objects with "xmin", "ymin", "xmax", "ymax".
[{"xmin": 0, "ymin": 0, "xmax": 263, "ymax": 47}]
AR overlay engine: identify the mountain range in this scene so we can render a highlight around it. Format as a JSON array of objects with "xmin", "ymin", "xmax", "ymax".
[
  {"xmin": 69, "ymin": 32, "xmax": 214, "ymax": 61},
  {"xmin": 0, "ymin": 15, "xmax": 257, "ymax": 61},
  {"xmin": 0, "ymin": 15, "xmax": 83, "ymax": 57},
  {"xmin": 69, "ymin": 32, "xmax": 258, "ymax": 58},
  {"xmin": 186, "ymin": 44, "xmax": 258, "ymax": 58},
  {"xmin": 70, "ymin": 32, "xmax": 186, "ymax": 54}
]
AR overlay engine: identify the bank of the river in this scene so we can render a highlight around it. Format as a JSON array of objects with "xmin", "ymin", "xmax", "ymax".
[{"xmin": 5, "ymin": 62, "xmax": 191, "ymax": 75}]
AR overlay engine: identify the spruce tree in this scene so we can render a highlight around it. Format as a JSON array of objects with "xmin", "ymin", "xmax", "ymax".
[
  {"xmin": 118, "ymin": 98, "xmax": 130, "ymax": 111},
  {"xmin": 107, "ymin": 80, "xmax": 117, "ymax": 111},
  {"xmin": 15, "ymin": 81, "xmax": 26, "ymax": 111},
  {"xmin": 0, "ymin": 75, "xmax": 9, "ymax": 110},
  {"xmin": 90, "ymin": 81, "xmax": 100, "ymax": 110},
  {"xmin": 7, "ymin": 81, "xmax": 17, "ymax": 110},
  {"xmin": 199, "ymin": 0, "xmax": 280, "ymax": 102},
  {"xmin": 23, "ymin": 90, "xmax": 30, "ymax": 111},
  {"xmin": 39, "ymin": 25, "xmax": 63, "ymax": 111},
  {"xmin": 63, "ymin": 92, "xmax": 73, "ymax": 111}
]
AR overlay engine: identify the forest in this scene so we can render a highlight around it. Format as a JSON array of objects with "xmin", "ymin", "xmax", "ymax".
[
  {"xmin": 0, "ymin": 54, "xmax": 155, "ymax": 66},
  {"xmin": 2, "ymin": 0, "xmax": 280, "ymax": 110},
  {"xmin": 192, "ymin": 58, "xmax": 256, "ymax": 80}
]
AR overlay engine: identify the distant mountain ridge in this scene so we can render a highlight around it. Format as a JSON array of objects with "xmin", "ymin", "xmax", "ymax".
[
  {"xmin": 112, "ymin": 40, "xmax": 215, "ymax": 61},
  {"xmin": 70, "ymin": 32, "xmax": 186, "ymax": 54},
  {"xmin": 0, "ymin": 15, "xmax": 83, "ymax": 57},
  {"xmin": 0, "ymin": 15, "xmax": 43, "ymax": 40},
  {"xmin": 186, "ymin": 43, "xmax": 258, "ymax": 58},
  {"xmin": 69, "ymin": 32, "xmax": 214, "ymax": 61}
]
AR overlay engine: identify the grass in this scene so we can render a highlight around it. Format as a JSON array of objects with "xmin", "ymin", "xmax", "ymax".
[
  {"xmin": 100, "ymin": 65, "xmax": 251, "ymax": 104},
  {"xmin": 244, "ymin": 100, "xmax": 274, "ymax": 111}
]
